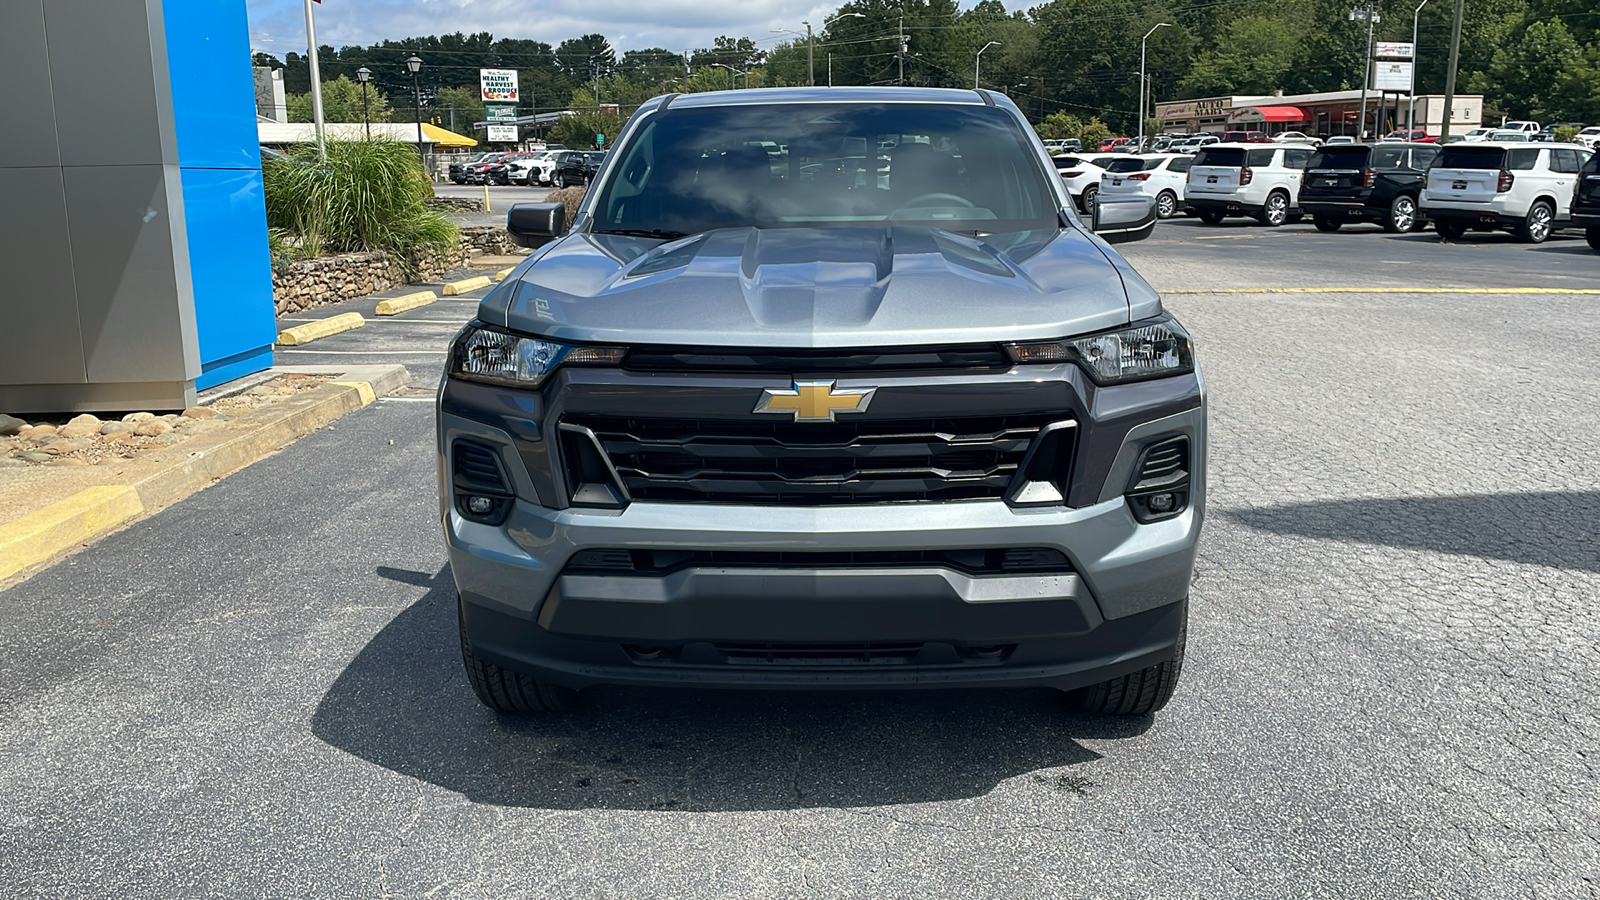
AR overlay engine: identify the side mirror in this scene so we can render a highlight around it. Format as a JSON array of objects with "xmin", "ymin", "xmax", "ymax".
[
  {"xmin": 506, "ymin": 202, "xmax": 568, "ymax": 249},
  {"xmin": 1091, "ymin": 194, "xmax": 1157, "ymax": 244}
]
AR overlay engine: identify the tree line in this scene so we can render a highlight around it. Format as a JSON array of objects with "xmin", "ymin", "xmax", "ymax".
[{"xmin": 252, "ymin": 0, "xmax": 1600, "ymax": 146}]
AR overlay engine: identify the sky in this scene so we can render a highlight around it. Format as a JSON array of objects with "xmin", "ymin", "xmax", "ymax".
[{"xmin": 244, "ymin": 0, "xmax": 1003, "ymax": 59}]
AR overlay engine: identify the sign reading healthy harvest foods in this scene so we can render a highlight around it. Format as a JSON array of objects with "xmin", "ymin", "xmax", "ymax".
[{"xmin": 480, "ymin": 69, "xmax": 518, "ymax": 102}]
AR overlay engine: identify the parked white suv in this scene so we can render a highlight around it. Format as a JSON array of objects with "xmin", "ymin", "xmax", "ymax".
[
  {"xmin": 1501, "ymin": 121, "xmax": 1541, "ymax": 136},
  {"xmin": 1099, "ymin": 154, "xmax": 1194, "ymax": 218},
  {"xmin": 1576, "ymin": 126, "xmax": 1600, "ymax": 150},
  {"xmin": 1421, "ymin": 142, "xmax": 1594, "ymax": 242},
  {"xmin": 1052, "ymin": 153, "xmax": 1135, "ymax": 213},
  {"xmin": 1186, "ymin": 143, "xmax": 1314, "ymax": 226}
]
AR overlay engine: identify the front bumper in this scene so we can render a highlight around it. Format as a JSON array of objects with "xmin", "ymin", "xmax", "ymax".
[{"xmin": 440, "ymin": 360, "xmax": 1205, "ymax": 691}]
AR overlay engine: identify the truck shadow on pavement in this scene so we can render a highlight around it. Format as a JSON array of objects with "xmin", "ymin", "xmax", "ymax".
[
  {"xmin": 310, "ymin": 566, "xmax": 1150, "ymax": 811},
  {"xmin": 1229, "ymin": 491, "xmax": 1600, "ymax": 573}
]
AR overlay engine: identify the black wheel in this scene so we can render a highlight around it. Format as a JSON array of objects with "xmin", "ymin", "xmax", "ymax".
[
  {"xmin": 1434, "ymin": 219, "xmax": 1466, "ymax": 240},
  {"xmin": 1067, "ymin": 607, "xmax": 1185, "ymax": 716},
  {"xmin": 1385, "ymin": 194, "xmax": 1419, "ymax": 233},
  {"xmin": 1155, "ymin": 190, "xmax": 1178, "ymax": 219},
  {"xmin": 1198, "ymin": 208, "xmax": 1225, "ymax": 224},
  {"xmin": 459, "ymin": 598, "xmax": 577, "ymax": 714},
  {"xmin": 555, "ymin": 173, "xmax": 567, "ymax": 189},
  {"xmin": 1587, "ymin": 227, "xmax": 1600, "ymax": 251},
  {"xmin": 1078, "ymin": 184, "xmax": 1098, "ymax": 214},
  {"xmin": 1257, "ymin": 191, "xmax": 1289, "ymax": 226},
  {"xmin": 1516, "ymin": 200, "xmax": 1554, "ymax": 243},
  {"xmin": 1313, "ymin": 216, "xmax": 1342, "ymax": 232}
]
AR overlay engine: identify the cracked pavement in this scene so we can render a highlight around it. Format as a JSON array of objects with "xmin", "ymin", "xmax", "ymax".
[{"xmin": 2, "ymin": 219, "xmax": 1598, "ymax": 897}]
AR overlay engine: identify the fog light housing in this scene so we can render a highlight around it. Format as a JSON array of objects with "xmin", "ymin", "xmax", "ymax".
[
  {"xmin": 466, "ymin": 496, "xmax": 495, "ymax": 515},
  {"xmin": 1147, "ymin": 492, "xmax": 1176, "ymax": 513}
]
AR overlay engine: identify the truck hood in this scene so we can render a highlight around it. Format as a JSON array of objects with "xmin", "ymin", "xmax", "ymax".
[{"xmin": 480, "ymin": 225, "xmax": 1154, "ymax": 348}]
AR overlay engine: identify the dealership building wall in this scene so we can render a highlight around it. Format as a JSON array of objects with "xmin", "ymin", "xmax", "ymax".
[
  {"xmin": 1155, "ymin": 89, "xmax": 1484, "ymax": 137},
  {"xmin": 0, "ymin": 0, "xmax": 277, "ymax": 414}
]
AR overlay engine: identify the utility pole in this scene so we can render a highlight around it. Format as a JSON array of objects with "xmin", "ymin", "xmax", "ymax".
[
  {"xmin": 806, "ymin": 22, "xmax": 815, "ymax": 87},
  {"xmin": 1439, "ymin": 0, "xmax": 1465, "ymax": 140},
  {"xmin": 829, "ymin": 53, "xmax": 833, "ymax": 87},
  {"xmin": 1353, "ymin": 0, "xmax": 1378, "ymax": 141},
  {"xmin": 302, "ymin": 0, "xmax": 326, "ymax": 157},
  {"xmin": 1409, "ymin": 0, "xmax": 1430, "ymax": 130},
  {"xmin": 898, "ymin": 14, "xmax": 905, "ymax": 86}
]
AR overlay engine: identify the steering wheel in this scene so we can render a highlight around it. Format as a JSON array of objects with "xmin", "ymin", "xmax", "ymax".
[{"xmin": 900, "ymin": 192, "xmax": 976, "ymax": 209}]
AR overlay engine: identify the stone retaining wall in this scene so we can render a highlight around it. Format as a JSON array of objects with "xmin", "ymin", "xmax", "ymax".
[
  {"xmin": 426, "ymin": 196, "xmax": 485, "ymax": 212},
  {"xmin": 272, "ymin": 226, "xmax": 517, "ymax": 315}
]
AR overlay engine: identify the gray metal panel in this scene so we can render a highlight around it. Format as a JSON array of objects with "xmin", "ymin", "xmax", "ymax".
[
  {"xmin": 0, "ymin": 168, "xmax": 86, "ymax": 387},
  {"xmin": 44, "ymin": 0, "xmax": 176, "ymax": 167},
  {"xmin": 0, "ymin": 380, "xmax": 194, "ymax": 415},
  {"xmin": 0, "ymin": 0, "xmax": 61, "ymax": 168},
  {"xmin": 63, "ymin": 164, "xmax": 199, "ymax": 384}
]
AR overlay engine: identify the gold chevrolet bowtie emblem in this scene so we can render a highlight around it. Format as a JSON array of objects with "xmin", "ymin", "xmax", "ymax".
[{"xmin": 754, "ymin": 380, "xmax": 876, "ymax": 422}]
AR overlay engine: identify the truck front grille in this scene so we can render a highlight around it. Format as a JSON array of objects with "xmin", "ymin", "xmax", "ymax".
[{"xmin": 561, "ymin": 414, "xmax": 1060, "ymax": 505}]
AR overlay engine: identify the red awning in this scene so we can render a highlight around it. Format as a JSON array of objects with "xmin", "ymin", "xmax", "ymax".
[{"xmin": 1249, "ymin": 106, "xmax": 1308, "ymax": 122}]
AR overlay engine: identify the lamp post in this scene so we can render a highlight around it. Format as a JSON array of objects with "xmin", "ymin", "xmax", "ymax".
[
  {"xmin": 1139, "ymin": 23, "xmax": 1171, "ymax": 151},
  {"xmin": 775, "ymin": 13, "xmax": 863, "ymax": 87},
  {"xmin": 405, "ymin": 55, "xmax": 425, "ymax": 171},
  {"xmin": 302, "ymin": 0, "xmax": 326, "ymax": 157},
  {"xmin": 975, "ymin": 41, "xmax": 1001, "ymax": 90},
  {"xmin": 1408, "ymin": 0, "xmax": 1430, "ymax": 131},
  {"xmin": 712, "ymin": 62, "xmax": 748, "ymax": 89},
  {"xmin": 355, "ymin": 66, "xmax": 372, "ymax": 139}
]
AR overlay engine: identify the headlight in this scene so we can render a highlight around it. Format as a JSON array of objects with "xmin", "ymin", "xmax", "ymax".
[
  {"xmin": 1006, "ymin": 315, "xmax": 1194, "ymax": 385},
  {"xmin": 449, "ymin": 323, "xmax": 625, "ymax": 388}
]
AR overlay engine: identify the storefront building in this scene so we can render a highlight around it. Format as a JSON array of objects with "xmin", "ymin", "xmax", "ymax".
[{"xmin": 1156, "ymin": 89, "xmax": 1483, "ymax": 138}]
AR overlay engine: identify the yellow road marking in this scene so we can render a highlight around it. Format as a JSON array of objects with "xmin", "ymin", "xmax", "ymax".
[{"xmin": 0, "ymin": 486, "xmax": 145, "ymax": 581}]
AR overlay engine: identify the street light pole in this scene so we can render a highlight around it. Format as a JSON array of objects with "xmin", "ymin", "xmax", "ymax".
[
  {"xmin": 405, "ymin": 55, "xmax": 425, "ymax": 171},
  {"xmin": 302, "ymin": 0, "xmax": 326, "ymax": 157},
  {"xmin": 975, "ymin": 41, "xmax": 1000, "ymax": 90},
  {"xmin": 815, "ymin": 12, "xmax": 863, "ymax": 87},
  {"xmin": 355, "ymin": 66, "xmax": 372, "ymax": 140},
  {"xmin": 1139, "ymin": 23, "xmax": 1171, "ymax": 150},
  {"xmin": 1408, "ymin": 0, "xmax": 1430, "ymax": 131}
]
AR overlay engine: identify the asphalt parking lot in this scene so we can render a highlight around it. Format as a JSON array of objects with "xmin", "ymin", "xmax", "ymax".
[{"xmin": 3, "ymin": 216, "xmax": 1598, "ymax": 897}]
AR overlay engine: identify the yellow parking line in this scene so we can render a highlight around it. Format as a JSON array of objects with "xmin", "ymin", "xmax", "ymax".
[{"xmin": 1164, "ymin": 286, "xmax": 1600, "ymax": 294}]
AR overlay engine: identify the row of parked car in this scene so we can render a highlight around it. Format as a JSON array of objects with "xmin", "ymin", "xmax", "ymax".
[
  {"xmin": 1054, "ymin": 140, "xmax": 1600, "ymax": 248},
  {"xmin": 448, "ymin": 148, "xmax": 608, "ymax": 188}
]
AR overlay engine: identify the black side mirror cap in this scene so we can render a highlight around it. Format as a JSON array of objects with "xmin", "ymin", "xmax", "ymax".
[
  {"xmin": 507, "ymin": 202, "xmax": 568, "ymax": 249},
  {"xmin": 1090, "ymin": 195, "xmax": 1157, "ymax": 244}
]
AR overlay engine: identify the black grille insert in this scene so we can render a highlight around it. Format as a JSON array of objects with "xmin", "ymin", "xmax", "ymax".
[
  {"xmin": 713, "ymin": 642, "xmax": 926, "ymax": 666},
  {"xmin": 624, "ymin": 345, "xmax": 1010, "ymax": 374},
  {"xmin": 563, "ymin": 414, "xmax": 1063, "ymax": 505},
  {"xmin": 452, "ymin": 440, "xmax": 510, "ymax": 493},
  {"xmin": 563, "ymin": 547, "xmax": 1074, "ymax": 576}
]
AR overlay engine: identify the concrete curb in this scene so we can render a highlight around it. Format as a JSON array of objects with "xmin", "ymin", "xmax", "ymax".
[
  {"xmin": 278, "ymin": 312, "xmax": 365, "ymax": 345},
  {"xmin": 374, "ymin": 291, "xmax": 439, "ymax": 316},
  {"xmin": 0, "ymin": 365, "xmax": 409, "ymax": 585},
  {"xmin": 494, "ymin": 267, "xmax": 515, "ymax": 282},
  {"xmin": 442, "ymin": 275, "xmax": 492, "ymax": 296}
]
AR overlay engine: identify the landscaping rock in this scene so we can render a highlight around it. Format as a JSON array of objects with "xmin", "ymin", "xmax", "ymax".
[
  {"xmin": 0, "ymin": 457, "xmax": 27, "ymax": 467},
  {"xmin": 44, "ymin": 457, "xmax": 90, "ymax": 467},
  {"xmin": 43, "ymin": 438, "xmax": 91, "ymax": 455},
  {"xmin": 133, "ymin": 421, "xmax": 173, "ymax": 437},
  {"xmin": 100, "ymin": 422, "xmax": 134, "ymax": 437},
  {"xmin": 123, "ymin": 412, "xmax": 156, "ymax": 423},
  {"xmin": 23, "ymin": 424, "xmax": 57, "ymax": 437},
  {"xmin": 181, "ymin": 406, "xmax": 218, "ymax": 420},
  {"xmin": 148, "ymin": 433, "xmax": 185, "ymax": 445},
  {"xmin": 19, "ymin": 451, "xmax": 53, "ymax": 462},
  {"xmin": 0, "ymin": 414, "xmax": 25, "ymax": 436},
  {"xmin": 58, "ymin": 414, "xmax": 104, "ymax": 438}
]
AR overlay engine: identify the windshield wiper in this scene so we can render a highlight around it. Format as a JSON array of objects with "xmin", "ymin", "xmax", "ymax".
[{"xmin": 591, "ymin": 228, "xmax": 692, "ymax": 240}]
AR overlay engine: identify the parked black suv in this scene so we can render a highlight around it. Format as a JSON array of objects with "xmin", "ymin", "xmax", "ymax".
[
  {"xmin": 1300, "ymin": 142, "xmax": 1440, "ymax": 233},
  {"xmin": 449, "ymin": 152, "xmax": 488, "ymax": 184},
  {"xmin": 1575, "ymin": 150, "xmax": 1600, "ymax": 251},
  {"xmin": 552, "ymin": 150, "xmax": 606, "ymax": 188}
]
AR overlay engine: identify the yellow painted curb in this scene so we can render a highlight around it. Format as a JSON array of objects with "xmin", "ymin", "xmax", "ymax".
[
  {"xmin": 0, "ymin": 486, "xmax": 145, "ymax": 581},
  {"xmin": 1164, "ymin": 287, "xmax": 1600, "ymax": 295},
  {"xmin": 494, "ymin": 267, "xmax": 515, "ymax": 282},
  {"xmin": 442, "ymin": 275, "xmax": 492, "ymax": 296},
  {"xmin": 374, "ymin": 291, "xmax": 438, "ymax": 316},
  {"xmin": 277, "ymin": 312, "xmax": 366, "ymax": 346},
  {"xmin": 329, "ymin": 380, "xmax": 377, "ymax": 406}
]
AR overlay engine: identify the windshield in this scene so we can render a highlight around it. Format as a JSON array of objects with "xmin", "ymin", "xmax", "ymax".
[{"xmin": 589, "ymin": 102, "xmax": 1057, "ymax": 236}]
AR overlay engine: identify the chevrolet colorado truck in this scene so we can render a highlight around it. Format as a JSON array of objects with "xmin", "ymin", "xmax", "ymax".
[{"xmin": 438, "ymin": 87, "xmax": 1202, "ymax": 717}]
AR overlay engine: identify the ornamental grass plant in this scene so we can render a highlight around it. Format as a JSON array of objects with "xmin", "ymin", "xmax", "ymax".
[{"xmin": 263, "ymin": 138, "xmax": 458, "ymax": 272}]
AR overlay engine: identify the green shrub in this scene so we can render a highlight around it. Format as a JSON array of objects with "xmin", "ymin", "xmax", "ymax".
[
  {"xmin": 545, "ymin": 186, "xmax": 587, "ymax": 227},
  {"xmin": 263, "ymin": 138, "xmax": 458, "ymax": 269},
  {"xmin": 1554, "ymin": 126, "xmax": 1580, "ymax": 143}
]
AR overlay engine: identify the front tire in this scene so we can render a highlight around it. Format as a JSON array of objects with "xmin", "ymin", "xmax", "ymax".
[
  {"xmin": 1258, "ymin": 190, "xmax": 1289, "ymax": 226},
  {"xmin": 1313, "ymin": 215, "xmax": 1342, "ymax": 232},
  {"xmin": 1067, "ymin": 609, "xmax": 1185, "ymax": 716},
  {"xmin": 555, "ymin": 173, "xmax": 567, "ymax": 189},
  {"xmin": 1385, "ymin": 194, "xmax": 1419, "ymax": 233},
  {"xmin": 1078, "ymin": 184, "xmax": 1099, "ymax": 214},
  {"xmin": 1517, "ymin": 200, "xmax": 1554, "ymax": 243},
  {"xmin": 459, "ymin": 598, "xmax": 577, "ymax": 714},
  {"xmin": 1155, "ymin": 190, "xmax": 1178, "ymax": 219},
  {"xmin": 1587, "ymin": 227, "xmax": 1600, "ymax": 252}
]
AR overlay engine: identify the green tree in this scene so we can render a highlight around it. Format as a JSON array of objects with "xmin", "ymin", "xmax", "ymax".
[
  {"xmin": 286, "ymin": 75, "xmax": 394, "ymax": 123},
  {"xmin": 1179, "ymin": 14, "xmax": 1305, "ymax": 97},
  {"xmin": 1471, "ymin": 19, "xmax": 1588, "ymax": 120}
]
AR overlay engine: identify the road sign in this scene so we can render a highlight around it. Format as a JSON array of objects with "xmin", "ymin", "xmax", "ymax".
[
  {"xmin": 479, "ymin": 68, "xmax": 518, "ymax": 102},
  {"xmin": 1375, "ymin": 41, "xmax": 1414, "ymax": 59},
  {"xmin": 485, "ymin": 104, "xmax": 517, "ymax": 123},
  {"xmin": 596, "ymin": 133, "xmax": 605, "ymax": 147},
  {"xmin": 486, "ymin": 124, "xmax": 518, "ymax": 142}
]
